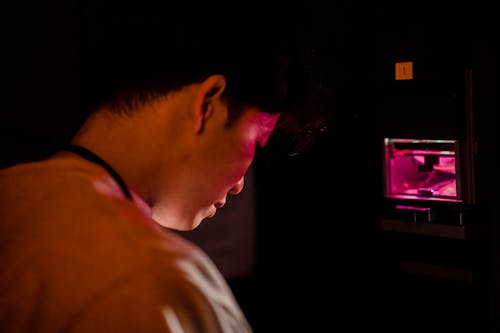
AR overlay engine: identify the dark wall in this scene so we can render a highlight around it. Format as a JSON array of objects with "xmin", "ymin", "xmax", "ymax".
[
  {"xmin": 252, "ymin": 2, "xmax": 386, "ymax": 331},
  {"xmin": 0, "ymin": 1, "xmax": 80, "ymax": 166}
]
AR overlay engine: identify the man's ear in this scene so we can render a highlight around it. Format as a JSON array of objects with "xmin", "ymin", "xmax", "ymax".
[{"xmin": 195, "ymin": 74, "xmax": 226, "ymax": 134}]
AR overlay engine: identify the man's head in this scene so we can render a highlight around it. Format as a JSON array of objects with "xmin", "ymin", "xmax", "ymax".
[{"xmin": 73, "ymin": 1, "xmax": 328, "ymax": 229}]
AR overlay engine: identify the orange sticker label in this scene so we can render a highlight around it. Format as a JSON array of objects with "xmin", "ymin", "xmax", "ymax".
[{"xmin": 395, "ymin": 62, "xmax": 413, "ymax": 80}]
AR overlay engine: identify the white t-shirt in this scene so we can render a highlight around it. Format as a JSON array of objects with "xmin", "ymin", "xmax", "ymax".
[{"xmin": 0, "ymin": 156, "xmax": 252, "ymax": 333}]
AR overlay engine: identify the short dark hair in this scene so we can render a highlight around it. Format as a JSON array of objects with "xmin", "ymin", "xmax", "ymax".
[{"xmin": 74, "ymin": 1, "xmax": 328, "ymax": 153}]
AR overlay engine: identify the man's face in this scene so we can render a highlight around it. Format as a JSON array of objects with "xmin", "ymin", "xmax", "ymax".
[{"xmin": 152, "ymin": 105, "xmax": 279, "ymax": 231}]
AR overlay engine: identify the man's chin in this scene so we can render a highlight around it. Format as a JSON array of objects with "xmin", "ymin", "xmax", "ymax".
[
  {"xmin": 151, "ymin": 207, "xmax": 212, "ymax": 231},
  {"xmin": 151, "ymin": 216, "xmax": 195, "ymax": 232}
]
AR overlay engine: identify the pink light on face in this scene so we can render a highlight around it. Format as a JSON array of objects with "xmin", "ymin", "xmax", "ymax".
[
  {"xmin": 255, "ymin": 112, "xmax": 280, "ymax": 148},
  {"xmin": 237, "ymin": 110, "xmax": 280, "ymax": 159}
]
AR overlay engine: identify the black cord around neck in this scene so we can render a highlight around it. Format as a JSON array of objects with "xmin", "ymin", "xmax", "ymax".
[{"xmin": 61, "ymin": 144, "xmax": 133, "ymax": 201}]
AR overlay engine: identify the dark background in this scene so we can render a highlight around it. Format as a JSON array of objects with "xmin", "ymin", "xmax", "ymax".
[{"xmin": 1, "ymin": 1, "xmax": 497, "ymax": 332}]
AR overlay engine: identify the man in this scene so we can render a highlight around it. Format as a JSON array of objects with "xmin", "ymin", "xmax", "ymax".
[{"xmin": 0, "ymin": 1, "xmax": 324, "ymax": 332}]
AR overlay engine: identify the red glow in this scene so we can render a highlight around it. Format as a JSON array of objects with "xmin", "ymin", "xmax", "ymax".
[{"xmin": 384, "ymin": 138, "xmax": 461, "ymax": 202}]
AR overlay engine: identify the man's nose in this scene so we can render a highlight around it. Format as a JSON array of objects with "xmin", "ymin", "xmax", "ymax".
[{"xmin": 228, "ymin": 177, "xmax": 245, "ymax": 195}]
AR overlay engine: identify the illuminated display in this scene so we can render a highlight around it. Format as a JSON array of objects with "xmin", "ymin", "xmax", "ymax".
[{"xmin": 384, "ymin": 138, "xmax": 461, "ymax": 203}]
